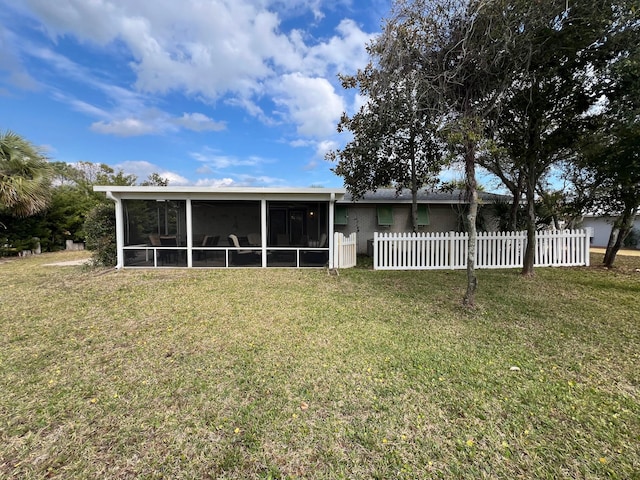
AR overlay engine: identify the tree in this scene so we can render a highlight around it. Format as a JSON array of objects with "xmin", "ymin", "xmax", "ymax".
[
  {"xmin": 141, "ymin": 172, "xmax": 169, "ymax": 186},
  {"xmin": 386, "ymin": 0, "xmax": 531, "ymax": 305},
  {"xmin": 84, "ymin": 203, "xmax": 117, "ymax": 266},
  {"xmin": 83, "ymin": 168, "xmax": 169, "ymax": 266},
  {"xmin": 553, "ymin": 1, "xmax": 639, "ymax": 267},
  {"xmin": 577, "ymin": 92, "xmax": 640, "ymax": 267},
  {"xmin": 0, "ymin": 131, "xmax": 52, "ymax": 217},
  {"xmin": 332, "ymin": 0, "xmax": 530, "ymax": 305},
  {"xmin": 480, "ymin": 0, "xmax": 634, "ymax": 275},
  {"xmin": 1, "ymin": 160, "xmax": 168, "ymax": 256},
  {"xmin": 327, "ymin": 18, "xmax": 444, "ymax": 232}
]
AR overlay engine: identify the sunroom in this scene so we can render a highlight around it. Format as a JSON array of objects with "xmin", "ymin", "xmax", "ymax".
[{"xmin": 94, "ymin": 186, "xmax": 345, "ymax": 269}]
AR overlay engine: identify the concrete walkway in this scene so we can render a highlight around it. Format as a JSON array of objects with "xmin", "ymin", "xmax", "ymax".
[
  {"xmin": 43, "ymin": 259, "xmax": 91, "ymax": 266},
  {"xmin": 591, "ymin": 247, "xmax": 640, "ymax": 257}
]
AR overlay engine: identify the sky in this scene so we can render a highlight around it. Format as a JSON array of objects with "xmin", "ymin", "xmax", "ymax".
[{"xmin": 0, "ymin": 0, "xmax": 394, "ymax": 188}]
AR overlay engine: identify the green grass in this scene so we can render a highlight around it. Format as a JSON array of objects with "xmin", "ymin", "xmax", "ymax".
[{"xmin": 1, "ymin": 251, "xmax": 639, "ymax": 479}]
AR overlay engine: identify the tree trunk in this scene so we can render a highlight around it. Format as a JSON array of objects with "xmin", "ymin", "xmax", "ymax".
[
  {"xmin": 411, "ymin": 187, "xmax": 418, "ymax": 233},
  {"xmin": 521, "ymin": 154, "xmax": 537, "ymax": 276},
  {"xmin": 410, "ymin": 132, "xmax": 419, "ymax": 233},
  {"xmin": 509, "ymin": 176, "xmax": 524, "ymax": 232},
  {"xmin": 603, "ymin": 206, "xmax": 638, "ymax": 267},
  {"xmin": 463, "ymin": 141, "xmax": 478, "ymax": 307},
  {"xmin": 521, "ymin": 186, "xmax": 536, "ymax": 275}
]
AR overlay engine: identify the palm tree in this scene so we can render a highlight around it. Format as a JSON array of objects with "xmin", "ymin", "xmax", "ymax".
[{"xmin": 0, "ymin": 130, "xmax": 52, "ymax": 217}]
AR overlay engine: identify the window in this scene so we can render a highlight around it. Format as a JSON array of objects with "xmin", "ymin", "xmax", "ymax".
[
  {"xmin": 334, "ymin": 205, "xmax": 348, "ymax": 225},
  {"xmin": 417, "ymin": 204, "xmax": 430, "ymax": 226},
  {"xmin": 377, "ymin": 206, "xmax": 394, "ymax": 226}
]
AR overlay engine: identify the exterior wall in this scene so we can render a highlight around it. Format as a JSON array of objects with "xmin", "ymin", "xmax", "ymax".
[
  {"xmin": 335, "ymin": 204, "xmax": 461, "ymax": 254},
  {"xmin": 582, "ymin": 216, "xmax": 640, "ymax": 248}
]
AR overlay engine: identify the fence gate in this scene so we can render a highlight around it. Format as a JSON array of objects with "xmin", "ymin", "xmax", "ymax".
[{"xmin": 334, "ymin": 232, "xmax": 357, "ymax": 268}]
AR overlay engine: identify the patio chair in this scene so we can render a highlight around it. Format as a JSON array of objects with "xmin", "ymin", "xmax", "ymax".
[
  {"xmin": 318, "ymin": 233, "xmax": 327, "ymax": 247},
  {"xmin": 247, "ymin": 233, "xmax": 261, "ymax": 246},
  {"xmin": 202, "ymin": 235, "xmax": 219, "ymax": 247},
  {"xmin": 302, "ymin": 233, "xmax": 328, "ymax": 266},
  {"xmin": 228, "ymin": 234, "xmax": 259, "ymax": 265},
  {"xmin": 159, "ymin": 235, "xmax": 179, "ymax": 264},
  {"xmin": 195, "ymin": 235, "xmax": 220, "ymax": 262}
]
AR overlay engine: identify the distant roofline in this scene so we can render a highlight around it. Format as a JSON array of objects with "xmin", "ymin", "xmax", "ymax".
[
  {"xmin": 337, "ymin": 188, "xmax": 510, "ymax": 204},
  {"xmin": 92, "ymin": 185, "xmax": 509, "ymax": 204}
]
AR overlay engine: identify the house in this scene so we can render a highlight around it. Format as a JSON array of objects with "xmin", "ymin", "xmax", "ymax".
[
  {"xmin": 334, "ymin": 188, "xmax": 508, "ymax": 254},
  {"xmin": 95, "ymin": 185, "xmax": 508, "ymax": 268},
  {"xmin": 581, "ymin": 214, "xmax": 640, "ymax": 248}
]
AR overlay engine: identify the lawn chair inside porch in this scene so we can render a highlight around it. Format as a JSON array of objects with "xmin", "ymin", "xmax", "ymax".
[{"xmin": 228, "ymin": 234, "xmax": 260, "ymax": 265}]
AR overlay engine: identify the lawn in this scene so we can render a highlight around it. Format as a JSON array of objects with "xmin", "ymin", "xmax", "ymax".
[{"xmin": 1, "ymin": 251, "xmax": 639, "ymax": 479}]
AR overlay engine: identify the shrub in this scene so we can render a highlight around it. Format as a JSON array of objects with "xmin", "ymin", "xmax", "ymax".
[{"xmin": 84, "ymin": 203, "xmax": 116, "ymax": 266}]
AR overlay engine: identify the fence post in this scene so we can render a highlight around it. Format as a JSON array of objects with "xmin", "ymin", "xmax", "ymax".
[
  {"xmin": 373, "ymin": 232, "xmax": 379, "ymax": 270},
  {"xmin": 585, "ymin": 227, "xmax": 592, "ymax": 267}
]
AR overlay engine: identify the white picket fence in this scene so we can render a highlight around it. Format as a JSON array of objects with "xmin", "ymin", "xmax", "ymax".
[
  {"xmin": 373, "ymin": 229, "xmax": 593, "ymax": 270},
  {"xmin": 334, "ymin": 232, "xmax": 357, "ymax": 268}
]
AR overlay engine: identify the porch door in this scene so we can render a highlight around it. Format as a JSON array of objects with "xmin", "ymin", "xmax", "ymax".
[
  {"xmin": 269, "ymin": 208, "xmax": 287, "ymax": 246},
  {"xmin": 268, "ymin": 207, "xmax": 307, "ymax": 246},
  {"xmin": 289, "ymin": 209, "xmax": 306, "ymax": 245}
]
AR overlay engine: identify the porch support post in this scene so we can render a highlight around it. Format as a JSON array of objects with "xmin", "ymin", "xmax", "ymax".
[
  {"xmin": 261, "ymin": 199, "xmax": 267, "ymax": 268},
  {"xmin": 107, "ymin": 192, "xmax": 124, "ymax": 269},
  {"xmin": 328, "ymin": 193, "xmax": 335, "ymax": 269},
  {"xmin": 186, "ymin": 198, "xmax": 193, "ymax": 267}
]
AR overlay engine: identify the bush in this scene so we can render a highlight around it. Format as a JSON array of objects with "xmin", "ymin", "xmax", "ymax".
[{"xmin": 84, "ymin": 203, "xmax": 116, "ymax": 266}]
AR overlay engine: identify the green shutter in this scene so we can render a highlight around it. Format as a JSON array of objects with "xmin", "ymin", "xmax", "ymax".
[
  {"xmin": 417, "ymin": 204, "xmax": 430, "ymax": 226},
  {"xmin": 377, "ymin": 206, "xmax": 394, "ymax": 226},
  {"xmin": 334, "ymin": 205, "xmax": 348, "ymax": 225}
]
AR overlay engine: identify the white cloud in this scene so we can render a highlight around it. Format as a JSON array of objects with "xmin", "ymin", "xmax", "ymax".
[
  {"xmin": 190, "ymin": 148, "xmax": 264, "ymax": 169},
  {"xmin": 86, "ymin": 108, "xmax": 225, "ymax": 137},
  {"xmin": 316, "ymin": 139, "xmax": 338, "ymax": 157},
  {"xmin": 234, "ymin": 174, "xmax": 287, "ymax": 187},
  {"xmin": 172, "ymin": 113, "xmax": 226, "ymax": 132},
  {"xmin": 0, "ymin": 27, "xmax": 40, "ymax": 91},
  {"xmin": 301, "ymin": 19, "xmax": 373, "ymax": 76},
  {"xmin": 194, "ymin": 177, "xmax": 236, "ymax": 187},
  {"xmin": 352, "ymin": 92, "xmax": 368, "ymax": 114},
  {"xmin": 16, "ymin": 0, "xmax": 374, "ymax": 140},
  {"xmin": 290, "ymin": 139, "xmax": 312, "ymax": 148},
  {"xmin": 91, "ymin": 118, "xmax": 156, "ymax": 136},
  {"xmin": 272, "ymin": 73, "xmax": 344, "ymax": 138}
]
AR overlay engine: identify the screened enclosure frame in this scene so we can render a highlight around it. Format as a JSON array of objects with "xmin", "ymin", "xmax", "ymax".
[{"xmin": 95, "ymin": 186, "xmax": 345, "ymax": 269}]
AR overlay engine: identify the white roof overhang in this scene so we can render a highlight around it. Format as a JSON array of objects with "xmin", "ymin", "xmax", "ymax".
[{"xmin": 94, "ymin": 186, "xmax": 346, "ymax": 202}]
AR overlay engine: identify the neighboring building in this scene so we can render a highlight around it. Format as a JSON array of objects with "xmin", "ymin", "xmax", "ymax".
[
  {"xmin": 581, "ymin": 214, "xmax": 640, "ymax": 248},
  {"xmin": 335, "ymin": 188, "xmax": 508, "ymax": 254},
  {"xmin": 95, "ymin": 186, "xmax": 509, "ymax": 268}
]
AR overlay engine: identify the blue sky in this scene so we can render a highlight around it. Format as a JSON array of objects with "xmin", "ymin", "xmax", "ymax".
[{"xmin": 0, "ymin": 0, "xmax": 394, "ymax": 187}]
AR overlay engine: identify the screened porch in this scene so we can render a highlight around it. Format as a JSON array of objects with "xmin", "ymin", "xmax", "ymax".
[{"xmin": 120, "ymin": 198, "xmax": 331, "ymax": 268}]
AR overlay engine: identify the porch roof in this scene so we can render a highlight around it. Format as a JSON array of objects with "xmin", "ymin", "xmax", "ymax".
[{"xmin": 94, "ymin": 186, "xmax": 346, "ymax": 201}]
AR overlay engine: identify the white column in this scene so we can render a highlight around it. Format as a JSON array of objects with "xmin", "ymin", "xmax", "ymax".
[
  {"xmin": 186, "ymin": 198, "xmax": 193, "ymax": 267},
  {"xmin": 328, "ymin": 193, "xmax": 335, "ymax": 269},
  {"xmin": 108, "ymin": 192, "xmax": 125, "ymax": 269},
  {"xmin": 261, "ymin": 199, "xmax": 267, "ymax": 268}
]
